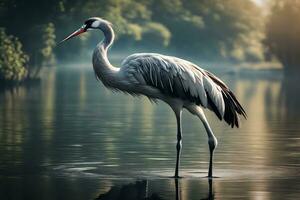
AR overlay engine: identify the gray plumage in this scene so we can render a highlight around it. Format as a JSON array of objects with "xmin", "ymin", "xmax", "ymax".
[
  {"xmin": 121, "ymin": 53, "xmax": 246, "ymax": 128},
  {"xmin": 61, "ymin": 17, "xmax": 247, "ymax": 178}
]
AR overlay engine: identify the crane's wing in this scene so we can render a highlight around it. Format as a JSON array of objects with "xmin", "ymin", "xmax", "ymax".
[{"xmin": 121, "ymin": 53, "xmax": 246, "ymax": 127}]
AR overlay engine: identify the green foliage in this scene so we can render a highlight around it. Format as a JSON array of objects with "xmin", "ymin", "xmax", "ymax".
[
  {"xmin": 265, "ymin": 0, "xmax": 300, "ymax": 70},
  {"xmin": 141, "ymin": 22, "xmax": 171, "ymax": 47},
  {"xmin": 151, "ymin": 0, "xmax": 265, "ymax": 61},
  {"xmin": 41, "ymin": 23, "xmax": 56, "ymax": 63},
  {"xmin": 0, "ymin": 0, "xmax": 266, "ymax": 63},
  {"xmin": 0, "ymin": 28, "xmax": 28, "ymax": 81}
]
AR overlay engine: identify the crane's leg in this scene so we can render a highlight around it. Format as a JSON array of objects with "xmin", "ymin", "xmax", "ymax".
[
  {"xmin": 174, "ymin": 109, "xmax": 182, "ymax": 178},
  {"xmin": 202, "ymin": 114, "xmax": 217, "ymax": 178},
  {"xmin": 186, "ymin": 106, "xmax": 218, "ymax": 178}
]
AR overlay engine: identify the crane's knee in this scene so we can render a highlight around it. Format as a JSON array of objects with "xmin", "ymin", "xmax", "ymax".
[
  {"xmin": 208, "ymin": 137, "xmax": 217, "ymax": 152},
  {"xmin": 176, "ymin": 140, "xmax": 182, "ymax": 152}
]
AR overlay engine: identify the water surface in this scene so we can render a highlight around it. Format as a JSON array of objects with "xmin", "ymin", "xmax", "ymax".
[{"xmin": 0, "ymin": 63, "xmax": 299, "ymax": 199}]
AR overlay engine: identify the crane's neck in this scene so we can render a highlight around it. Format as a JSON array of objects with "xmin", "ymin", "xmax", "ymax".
[
  {"xmin": 92, "ymin": 24, "xmax": 120, "ymax": 88},
  {"xmin": 102, "ymin": 23, "xmax": 114, "ymax": 49}
]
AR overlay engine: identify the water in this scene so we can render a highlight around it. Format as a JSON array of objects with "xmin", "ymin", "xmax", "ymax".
[{"xmin": 0, "ymin": 63, "xmax": 299, "ymax": 199}]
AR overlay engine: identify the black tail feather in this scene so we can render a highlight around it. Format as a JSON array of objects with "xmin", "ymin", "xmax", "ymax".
[
  {"xmin": 222, "ymin": 90, "xmax": 247, "ymax": 128},
  {"xmin": 205, "ymin": 71, "xmax": 247, "ymax": 128}
]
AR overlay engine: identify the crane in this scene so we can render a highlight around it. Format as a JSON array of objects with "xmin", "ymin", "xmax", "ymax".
[{"xmin": 60, "ymin": 17, "xmax": 247, "ymax": 178}]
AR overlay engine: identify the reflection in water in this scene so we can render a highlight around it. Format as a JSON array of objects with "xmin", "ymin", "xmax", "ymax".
[
  {"xmin": 175, "ymin": 179, "xmax": 180, "ymax": 200},
  {"xmin": 280, "ymin": 77, "xmax": 300, "ymax": 121},
  {"xmin": 205, "ymin": 179, "xmax": 214, "ymax": 200},
  {"xmin": 96, "ymin": 180, "xmax": 161, "ymax": 200},
  {"xmin": 0, "ymin": 66, "xmax": 300, "ymax": 199},
  {"xmin": 96, "ymin": 179, "xmax": 213, "ymax": 200}
]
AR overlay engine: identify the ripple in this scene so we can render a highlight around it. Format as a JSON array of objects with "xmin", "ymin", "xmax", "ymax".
[
  {"xmin": 102, "ymin": 164, "xmax": 119, "ymax": 167},
  {"xmin": 51, "ymin": 164, "xmax": 293, "ymax": 181},
  {"xmin": 146, "ymin": 157, "xmax": 172, "ymax": 161},
  {"xmin": 69, "ymin": 144, "xmax": 82, "ymax": 147},
  {"xmin": 64, "ymin": 167, "xmax": 97, "ymax": 172},
  {"xmin": 67, "ymin": 161, "xmax": 103, "ymax": 165}
]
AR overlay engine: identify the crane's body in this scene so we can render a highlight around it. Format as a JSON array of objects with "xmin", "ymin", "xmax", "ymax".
[{"xmin": 60, "ymin": 17, "xmax": 247, "ymax": 178}]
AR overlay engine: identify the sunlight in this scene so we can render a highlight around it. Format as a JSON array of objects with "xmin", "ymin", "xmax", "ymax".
[{"xmin": 251, "ymin": 0, "xmax": 268, "ymax": 7}]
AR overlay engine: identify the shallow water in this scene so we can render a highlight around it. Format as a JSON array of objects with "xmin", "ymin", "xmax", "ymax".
[{"xmin": 0, "ymin": 64, "xmax": 299, "ymax": 199}]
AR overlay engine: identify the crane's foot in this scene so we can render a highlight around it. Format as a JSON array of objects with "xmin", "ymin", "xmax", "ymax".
[
  {"xmin": 205, "ymin": 175, "xmax": 219, "ymax": 179},
  {"xmin": 171, "ymin": 175, "xmax": 182, "ymax": 179},
  {"xmin": 207, "ymin": 166, "xmax": 219, "ymax": 178}
]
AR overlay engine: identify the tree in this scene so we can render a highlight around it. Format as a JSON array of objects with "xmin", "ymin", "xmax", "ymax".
[
  {"xmin": 265, "ymin": 0, "xmax": 300, "ymax": 71},
  {"xmin": 0, "ymin": 0, "xmax": 267, "ymax": 64},
  {"xmin": 40, "ymin": 23, "xmax": 56, "ymax": 64},
  {"xmin": 139, "ymin": 22, "xmax": 171, "ymax": 49},
  {"xmin": 0, "ymin": 28, "xmax": 28, "ymax": 82},
  {"xmin": 151, "ymin": 0, "xmax": 265, "ymax": 61}
]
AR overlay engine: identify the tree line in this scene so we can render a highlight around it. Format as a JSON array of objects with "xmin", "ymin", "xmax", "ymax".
[{"xmin": 0, "ymin": 0, "xmax": 299, "ymax": 82}]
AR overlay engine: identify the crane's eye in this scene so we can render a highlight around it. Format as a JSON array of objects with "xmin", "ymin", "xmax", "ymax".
[{"xmin": 81, "ymin": 24, "xmax": 88, "ymax": 31}]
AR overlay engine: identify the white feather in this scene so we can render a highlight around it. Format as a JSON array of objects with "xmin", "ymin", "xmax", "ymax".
[{"xmin": 91, "ymin": 21, "xmax": 101, "ymax": 28}]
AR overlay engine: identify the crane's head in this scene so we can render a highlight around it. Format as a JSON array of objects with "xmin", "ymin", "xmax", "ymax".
[{"xmin": 59, "ymin": 17, "xmax": 112, "ymax": 44}]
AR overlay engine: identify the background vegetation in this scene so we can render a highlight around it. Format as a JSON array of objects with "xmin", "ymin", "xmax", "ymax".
[
  {"xmin": 0, "ymin": 28, "xmax": 28, "ymax": 81},
  {"xmin": 265, "ymin": 0, "xmax": 300, "ymax": 72},
  {"xmin": 0, "ymin": 0, "xmax": 299, "ymax": 82}
]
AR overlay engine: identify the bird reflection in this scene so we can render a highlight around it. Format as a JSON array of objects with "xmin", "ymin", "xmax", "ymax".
[
  {"xmin": 201, "ymin": 179, "xmax": 214, "ymax": 200},
  {"xmin": 95, "ymin": 180, "xmax": 163, "ymax": 200},
  {"xmin": 95, "ymin": 179, "xmax": 214, "ymax": 200},
  {"xmin": 175, "ymin": 179, "xmax": 180, "ymax": 200},
  {"xmin": 174, "ymin": 178, "xmax": 214, "ymax": 200}
]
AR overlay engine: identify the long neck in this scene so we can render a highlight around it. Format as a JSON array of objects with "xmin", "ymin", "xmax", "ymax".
[
  {"xmin": 92, "ymin": 24, "xmax": 120, "ymax": 88},
  {"xmin": 102, "ymin": 24, "xmax": 114, "ymax": 49}
]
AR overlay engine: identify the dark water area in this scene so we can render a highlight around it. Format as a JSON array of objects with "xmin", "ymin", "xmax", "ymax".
[{"xmin": 0, "ymin": 62, "xmax": 300, "ymax": 200}]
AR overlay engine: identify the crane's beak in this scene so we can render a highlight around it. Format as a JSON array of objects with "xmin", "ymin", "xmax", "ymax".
[{"xmin": 59, "ymin": 27, "xmax": 86, "ymax": 44}]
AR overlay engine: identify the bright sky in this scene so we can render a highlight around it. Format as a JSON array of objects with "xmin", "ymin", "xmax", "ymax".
[{"xmin": 251, "ymin": 0, "xmax": 268, "ymax": 7}]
